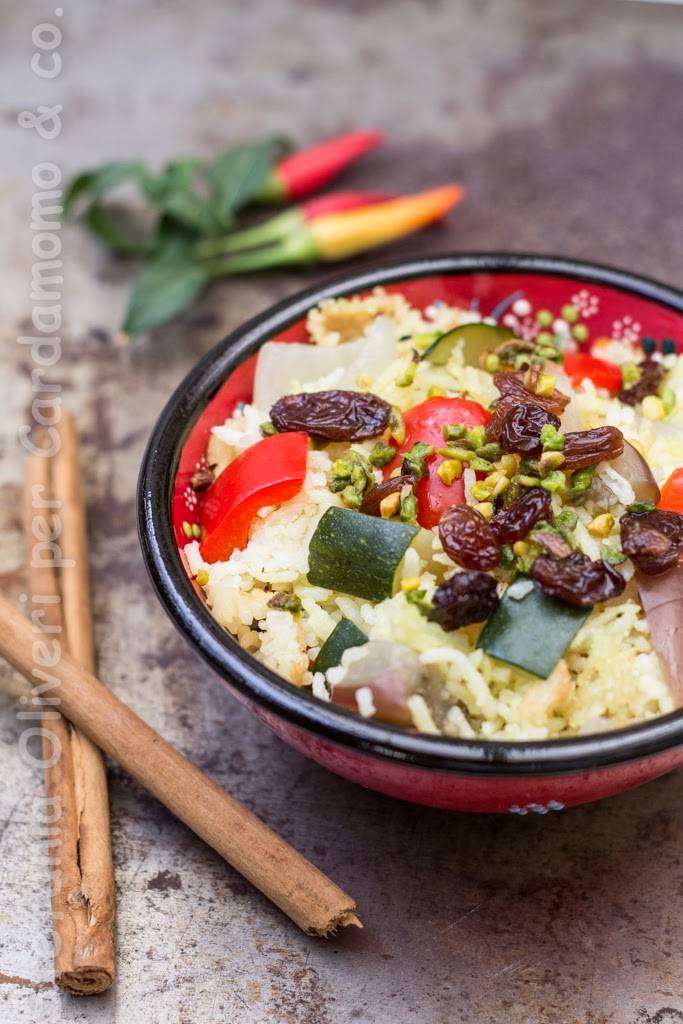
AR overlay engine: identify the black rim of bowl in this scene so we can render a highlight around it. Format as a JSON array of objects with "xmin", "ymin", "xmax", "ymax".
[{"xmin": 138, "ymin": 252, "xmax": 683, "ymax": 778}]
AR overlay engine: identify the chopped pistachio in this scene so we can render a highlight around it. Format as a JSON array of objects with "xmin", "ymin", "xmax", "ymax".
[
  {"xmin": 554, "ymin": 508, "xmax": 579, "ymax": 531},
  {"xmin": 626, "ymin": 498, "xmax": 657, "ymax": 515},
  {"xmin": 587, "ymin": 512, "xmax": 615, "ymax": 538},
  {"xmin": 475, "ymin": 442, "xmax": 503, "ymax": 462},
  {"xmin": 380, "ymin": 492, "xmax": 401, "ymax": 518},
  {"xmin": 342, "ymin": 485, "xmax": 363, "ymax": 508},
  {"xmin": 620, "ymin": 361, "xmax": 641, "ymax": 388},
  {"xmin": 474, "ymin": 501, "xmax": 494, "ymax": 520},
  {"xmin": 443, "ymin": 421, "xmax": 468, "ymax": 443},
  {"xmin": 567, "ymin": 464, "xmax": 597, "ymax": 497},
  {"xmin": 470, "ymin": 480, "xmax": 493, "ymax": 501},
  {"xmin": 467, "ymin": 425, "xmax": 488, "ymax": 450},
  {"xmin": 389, "ymin": 466, "xmax": 403, "ymax": 479},
  {"xmin": 399, "ymin": 490, "xmax": 418, "ymax": 524},
  {"xmin": 540, "ymin": 423, "xmax": 565, "ymax": 451},
  {"xmin": 437, "ymin": 459, "xmax": 463, "ymax": 485},
  {"xmin": 437, "ymin": 445, "xmax": 472, "ymax": 461},
  {"xmin": 496, "ymin": 454, "xmax": 518, "ymax": 478},
  {"xmin": 196, "ymin": 568, "xmax": 209, "ymax": 587},
  {"xmin": 661, "ymin": 387, "xmax": 676, "ymax": 415},
  {"xmin": 513, "ymin": 540, "xmax": 530, "ymax": 556},
  {"xmin": 600, "ymin": 543, "xmax": 627, "ymax": 565},
  {"xmin": 515, "ymin": 474, "xmax": 542, "ymax": 488},
  {"xmin": 518, "ymin": 455, "xmax": 540, "ymax": 476},
  {"xmin": 402, "ymin": 441, "xmax": 434, "ymax": 479},
  {"xmin": 267, "ymin": 592, "xmax": 303, "ymax": 614},
  {"xmin": 514, "ymin": 352, "xmax": 533, "ymax": 370},
  {"xmin": 484, "ymin": 353, "xmax": 501, "ymax": 373},
  {"xmin": 539, "ymin": 450, "xmax": 565, "ymax": 476},
  {"xmin": 485, "ymin": 471, "xmax": 510, "ymax": 498},
  {"xmin": 540, "ymin": 470, "xmax": 566, "ymax": 493},
  {"xmin": 369, "ymin": 441, "xmax": 397, "ymax": 467},
  {"xmin": 427, "ymin": 385, "xmax": 446, "ymax": 398},
  {"xmin": 535, "ymin": 373, "xmax": 556, "ymax": 397},
  {"xmin": 469, "ymin": 455, "xmax": 493, "ymax": 473},
  {"xmin": 401, "ymin": 576, "xmax": 421, "ymax": 593},
  {"xmin": 388, "ymin": 405, "xmax": 406, "ymax": 445},
  {"xmin": 500, "ymin": 544, "xmax": 515, "ymax": 569},
  {"xmin": 405, "ymin": 588, "xmax": 434, "ymax": 615},
  {"xmin": 260, "ymin": 421, "xmax": 278, "ymax": 437}
]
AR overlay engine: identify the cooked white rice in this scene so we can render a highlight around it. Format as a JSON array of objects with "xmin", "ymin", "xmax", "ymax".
[{"xmin": 188, "ymin": 288, "xmax": 680, "ymax": 740}]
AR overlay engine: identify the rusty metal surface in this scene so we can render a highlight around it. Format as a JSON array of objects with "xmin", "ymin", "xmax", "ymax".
[{"xmin": 1, "ymin": 1, "xmax": 683, "ymax": 1021}]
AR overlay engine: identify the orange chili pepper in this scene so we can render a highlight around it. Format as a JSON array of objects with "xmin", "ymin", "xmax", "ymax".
[{"xmin": 205, "ymin": 184, "xmax": 465, "ymax": 273}]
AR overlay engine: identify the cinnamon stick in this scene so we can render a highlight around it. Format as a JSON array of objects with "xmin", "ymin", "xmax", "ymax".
[
  {"xmin": 24, "ymin": 426, "xmax": 116, "ymax": 995},
  {"xmin": 0, "ymin": 591, "xmax": 360, "ymax": 936}
]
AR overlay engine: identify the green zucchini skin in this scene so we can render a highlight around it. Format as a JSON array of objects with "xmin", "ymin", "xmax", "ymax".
[
  {"xmin": 311, "ymin": 618, "xmax": 368, "ymax": 675},
  {"xmin": 420, "ymin": 323, "xmax": 515, "ymax": 367},
  {"xmin": 476, "ymin": 579, "xmax": 590, "ymax": 679},
  {"xmin": 308, "ymin": 506, "xmax": 420, "ymax": 602}
]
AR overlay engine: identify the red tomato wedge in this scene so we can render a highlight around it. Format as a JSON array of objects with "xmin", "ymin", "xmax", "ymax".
[
  {"xmin": 563, "ymin": 353, "xmax": 622, "ymax": 394},
  {"xmin": 659, "ymin": 468, "xmax": 683, "ymax": 514},
  {"xmin": 200, "ymin": 432, "xmax": 309, "ymax": 562},
  {"xmin": 384, "ymin": 397, "xmax": 490, "ymax": 529}
]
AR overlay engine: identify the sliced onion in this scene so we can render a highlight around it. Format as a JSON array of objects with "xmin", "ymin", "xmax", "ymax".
[
  {"xmin": 331, "ymin": 640, "xmax": 424, "ymax": 726},
  {"xmin": 609, "ymin": 440, "xmax": 661, "ymax": 504},
  {"xmin": 254, "ymin": 315, "xmax": 397, "ymax": 411},
  {"xmin": 637, "ymin": 564, "xmax": 683, "ymax": 706}
]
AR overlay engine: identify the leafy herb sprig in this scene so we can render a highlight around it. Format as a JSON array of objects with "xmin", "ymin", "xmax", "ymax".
[{"xmin": 65, "ymin": 138, "xmax": 287, "ymax": 336}]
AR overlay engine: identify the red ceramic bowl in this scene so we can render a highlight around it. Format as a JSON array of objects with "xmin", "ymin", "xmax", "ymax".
[{"xmin": 138, "ymin": 253, "xmax": 683, "ymax": 813}]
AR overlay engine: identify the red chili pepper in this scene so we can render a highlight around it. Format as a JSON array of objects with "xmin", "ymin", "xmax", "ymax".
[
  {"xmin": 659, "ymin": 468, "xmax": 683, "ymax": 514},
  {"xmin": 199, "ymin": 432, "xmax": 309, "ymax": 561},
  {"xmin": 563, "ymin": 353, "xmax": 623, "ymax": 394},
  {"xmin": 258, "ymin": 131, "xmax": 385, "ymax": 202},
  {"xmin": 384, "ymin": 397, "xmax": 490, "ymax": 529},
  {"xmin": 203, "ymin": 185, "xmax": 464, "ymax": 273}
]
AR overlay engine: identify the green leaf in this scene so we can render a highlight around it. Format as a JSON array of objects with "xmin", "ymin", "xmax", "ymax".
[
  {"xmin": 122, "ymin": 243, "xmax": 210, "ymax": 336},
  {"xmin": 85, "ymin": 202, "xmax": 152, "ymax": 256},
  {"xmin": 206, "ymin": 139, "xmax": 279, "ymax": 228},
  {"xmin": 141, "ymin": 158, "xmax": 216, "ymax": 234},
  {"xmin": 63, "ymin": 161, "xmax": 149, "ymax": 214}
]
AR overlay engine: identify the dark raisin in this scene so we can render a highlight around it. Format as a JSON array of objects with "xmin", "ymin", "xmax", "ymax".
[
  {"xmin": 491, "ymin": 489, "xmax": 553, "ymax": 544},
  {"xmin": 531, "ymin": 551, "xmax": 626, "ymax": 606},
  {"xmin": 499, "ymin": 403, "xmax": 561, "ymax": 455},
  {"xmin": 428, "ymin": 571, "xmax": 499, "ymax": 631},
  {"xmin": 486, "ymin": 370, "xmax": 570, "ymax": 441},
  {"xmin": 270, "ymin": 389, "xmax": 391, "ymax": 441},
  {"xmin": 620, "ymin": 508, "xmax": 683, "ymax": 575},
  {"xmin": 617, "ymin": 359, "xmax": 665, "ymax": 406},
  {"xmin": 358, "ymin": 475, "xmax": 417, "ymax": 517},
  {"xmin": 190, "ymin": 466, "xmax": 215, "ymax": 493},
  {"xmin": 561, "ymin": 426, "xmax": 624, "ymax": 471},
  {"xmin": 439, "ymin": 505, "xmax": 501, "ymax": 571}
]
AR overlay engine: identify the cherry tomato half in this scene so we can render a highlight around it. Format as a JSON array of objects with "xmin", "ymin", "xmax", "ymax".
[{"xmin": 385, "ymin": 396, "xmax": 490, "ymax": 529}]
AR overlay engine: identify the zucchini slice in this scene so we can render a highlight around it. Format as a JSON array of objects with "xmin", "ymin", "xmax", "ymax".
[
  {"xmin": 476, "ymin": 579, "xmax": 590, "ymax": 678},
  {"xmin": 420, "ymin": 323, "xmax": 515, "ymax": 367},
  {"xmin": 308, "ymin": 506, "xmax": 420, "ymax": 602},
  {"xmin": 311, "ymin": 618, "xmax": 368, "ymax": 675}
]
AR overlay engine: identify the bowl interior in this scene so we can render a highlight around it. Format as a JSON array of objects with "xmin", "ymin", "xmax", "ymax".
[{"xmin": 141, "ymin": 254, "xmax": 683, "ymax": 774}]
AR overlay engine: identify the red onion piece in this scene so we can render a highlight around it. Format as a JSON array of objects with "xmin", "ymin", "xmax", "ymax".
[
  {"xmin": 637, "ymin": 563, "xmax": 683, "ymax": 706},
  {"xmin": 610, "ymin": 440, "xmax": 661, "ymax": 504},
  {"xmin": 331, "ymin": 640, "xmax": 423, "ymax": 726}
]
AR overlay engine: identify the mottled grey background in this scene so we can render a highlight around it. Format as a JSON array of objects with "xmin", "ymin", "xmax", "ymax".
[{"xmin": 1, "ymin": 1, "xmax": 683, "ymax": 1022}]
